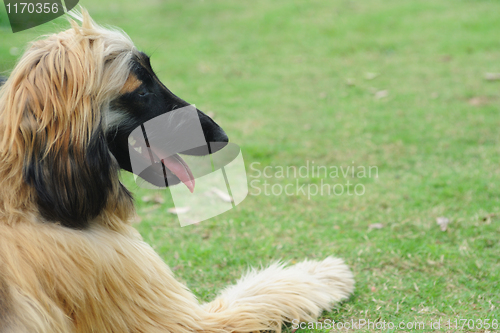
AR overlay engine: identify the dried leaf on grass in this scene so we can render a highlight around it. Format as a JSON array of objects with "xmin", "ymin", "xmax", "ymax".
[
  {"xmin": 209, "ymin": 187, "xmax": 233, "ymax": 203},
  {"xmin": 368, "ymin": 223, "xmax": 384, "ymax": 230},
  {"xmin": 485, "ymin": 73, "xmax": 500, "ymax": 81},
  {"xmin": 167, "ymin": 207, "xmax": 190, "ymax": 214},
  {"xmin": 142, "ymin": 193, "xmax": 165, "ymax": 204},
  {"xmin": 374, "ymin": 90, "xmax": 388, "ymax": 99},
  {"xmin": 436, "ymin": 217, "xmax": 450, "ymax": 231},
  {"xmin": 365, "ymin": 72, "xmax": 379, "ymax": 80},
  {"xmin": 346, "ymin": 78, "xmax": 355, "ymax": 86},
  {"xmin": 468, "ymin": 96, "xmax": 490, "ymax": 106},
  {"xmin": 482, "ymin": 213, "xmax": 495, "ymax": 224}
]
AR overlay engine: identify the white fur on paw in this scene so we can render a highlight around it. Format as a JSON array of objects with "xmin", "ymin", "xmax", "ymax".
[{"xmin": 294, "ymin": 257, "xmax": 355, "ymax": 304}]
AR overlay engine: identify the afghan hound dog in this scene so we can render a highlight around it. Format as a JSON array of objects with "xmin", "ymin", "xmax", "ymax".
[{"xmin": 0, "ymin": 11, "xmax": 354, "ymax": 333}]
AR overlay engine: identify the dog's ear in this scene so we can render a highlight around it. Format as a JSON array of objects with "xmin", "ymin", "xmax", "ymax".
[
  {"xmin": 24, "ymin": 125, "xmax": 116, "ymax": 229},
  {"xmin": 6, "ymin": 35, "xmax": 118, "ymax": 229}
]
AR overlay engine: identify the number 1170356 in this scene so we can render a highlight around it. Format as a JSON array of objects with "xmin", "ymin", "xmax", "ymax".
[
  {"xmin": 448, "ymin": 318, "xmax": 498, "ymax": 330},
  {"xmin": 6, "ymin": 2, "xmax": 59, "ymax": 14}
]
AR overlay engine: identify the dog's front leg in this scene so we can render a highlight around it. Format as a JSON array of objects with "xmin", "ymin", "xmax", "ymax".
[{"xmin": 202, "ymin": 257, "xmax": 354, "ymax": 332}]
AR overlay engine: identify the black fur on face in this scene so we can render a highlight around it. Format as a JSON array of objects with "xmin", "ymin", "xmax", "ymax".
[
  {"xmin": 25, "ymin": 126, "xmax": 118, "ymax": 229},
  {"xmin": 106, "ymin": 52, "xmax": 228, "ymax": 178}
]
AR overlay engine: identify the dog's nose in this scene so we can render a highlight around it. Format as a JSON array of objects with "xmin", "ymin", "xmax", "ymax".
[
  {"xmin": 212, "ymin": 127, "xmax": 228, "ymax": 143},
  {"xmin": 179, "ymin": 109, "xmax": 229, "ymax": 156},
  {"xmin": 208, "ymin": 128, "xmax": 228, "ymax": 154},
  {"xmin": 197, "ymin": 109, "xmax": 229, "ymax": 144}
]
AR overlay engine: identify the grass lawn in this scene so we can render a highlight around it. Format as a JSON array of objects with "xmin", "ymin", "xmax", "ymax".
[{"xmin": 1, "ymin": 0, "xmax": 499, "ymax": 331}]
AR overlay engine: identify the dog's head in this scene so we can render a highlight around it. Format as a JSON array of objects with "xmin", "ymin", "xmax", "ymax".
[
  {"xmin": 105, "ymin": 52, "xmax": 228, "ymax": 192},
  {"xmin": 0, "ymin": 11, "xmax": 227, "ymax": 228}
]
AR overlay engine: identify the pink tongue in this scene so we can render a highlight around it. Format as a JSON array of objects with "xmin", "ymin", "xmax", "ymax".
[{"xmin": 161, "ymin": 154, "xmax": 195, "ymax": 193}]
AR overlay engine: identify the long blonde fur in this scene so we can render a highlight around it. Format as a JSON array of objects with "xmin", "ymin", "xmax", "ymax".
[{"xmin": 0, "ymin": 10, "xmax": 354, "ymax": 333}]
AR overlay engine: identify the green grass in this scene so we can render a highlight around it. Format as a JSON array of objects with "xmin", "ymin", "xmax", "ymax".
[{"xmin": 1, "ymin": 0, "xmax": 500, "ymax": 331}]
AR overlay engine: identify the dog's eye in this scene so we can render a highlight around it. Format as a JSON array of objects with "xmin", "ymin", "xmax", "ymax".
[{"xmin": 137, "ymin": 88, "xmax": 150, "ymax": 97}]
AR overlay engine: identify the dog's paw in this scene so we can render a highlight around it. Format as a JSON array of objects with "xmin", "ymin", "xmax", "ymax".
[
  {"xmin": 293, "ymin": 257, "xmax": 355, "ymax": 304},
  {"xmin": 204, "ymin": 256, "xmax": 354, "ymax": 330}
]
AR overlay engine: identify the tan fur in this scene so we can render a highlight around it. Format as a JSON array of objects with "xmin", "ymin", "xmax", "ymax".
[
  {"xmin": 119, "ymin": 74, "xmax": 142, "ymax": 94},
  {"xmin": 0, "ymin": 10, "xmax": 354, "ymax": 333},
  {"xmin": 0, "ymin": 9, "xmax": 135, "ymax": 229}
]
